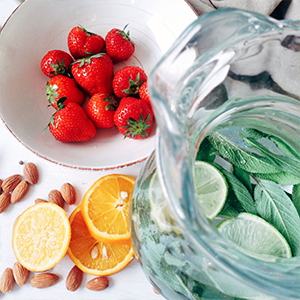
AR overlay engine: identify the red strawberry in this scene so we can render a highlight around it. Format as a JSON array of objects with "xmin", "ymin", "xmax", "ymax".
[
  {"xmin": 139, "ymin": 81, "xmax": 152, "ymax": 108},
  {"xmin": 105, "ymin": 24, "xmax": 135, "ymax": 63},
  {"xmin": 46, "ymin": 99, "xmax": 96, "ymax": 142},
  {"xmin": 71, "ymin": 53, "xmax": 114, "ymax": 96},
  {"xmin": 114, "ymin": 97, "xmax": 153, "ymax": 139},
  {"xmin": 67, "ymin": 26, "xmax": 105, "ymax": 59},
  {"xmin": 46, "ymin": 75, "xmax": 85, "ymax": 109},
  {"xmin": 41, "ymin": 50, "xmax": 73, "ymax": 78},
  {"xmin": 85, "ymin": 93, "xmax": 118, "ymax": 129},
  {"xmin": 113, "ymin": 66, "xmax": 147, "ymax": 99}
]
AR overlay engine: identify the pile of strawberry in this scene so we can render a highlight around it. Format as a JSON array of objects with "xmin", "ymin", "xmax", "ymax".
[{"xmin": 40, "ymin": 25, "xmax": 153, "ymax": 142}]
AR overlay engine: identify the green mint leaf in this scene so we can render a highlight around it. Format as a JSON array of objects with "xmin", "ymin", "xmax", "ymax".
[
  {"xmin": 241, "ymin": 134, "xmax": 300, "ymax": 178},
  {"xmin": 218, "ymin": 202, "xmax": 240, "ymax": 218},
  {"xmin": 243, "ymin": 128, "xmax": 267, "ymax": 139},
  {"xmin": 164, "ymin": 251, "xmax": 186, "ymax": 268},
  {"xmin": 232, "ymin": 165, "xmax": 252, "ymax": 194},
  {"xmin": 196, "ymin": 137, "xmax": 216, "ymax": 163},
  {"xmin": 254, "ymin": 179, "xmax": 300, "ymax": 256},
  {"xmin": 146, "ymin": 251, "xmax": 189, "ymax": 295},
  {"xmin": 292, "ymin": 184, "xmax": 300, "ymax": 217},
  {"xmin": 243, "ymin": 127, "xmax": 300, "ymax": 160},
  {"xmin": 217, "ymin": 166, "xmax": 257, "ymax": 215},
  {"xmin": 201, "ymin": 285, "xmax": 241, "ymax": 300},
  {"xmin": 208, "ymin": 132, "xmax": 280, "ymax": 174},
  {"xmin": 269, "ymin": 135, "xmax": 300, "ymax": 161},
  {"xmin": 252, "ymin": 172, "xmax": 300, "ymax": 185}
]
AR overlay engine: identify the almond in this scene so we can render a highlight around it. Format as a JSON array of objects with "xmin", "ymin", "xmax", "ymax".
[
  {"xmin": 13, "ymin": 261, "xmax": 29, "ymax": 287},
  {"xmin": 31, "ymin": 273, "xmax": 59, "ymax": 289},
  {"xmin": 35, "ymin": 198, "xmax": 48, "ymax": 204},
  {"xmin": 0, "ymin": 192, "xmax": 11, "ymax": 213},
  {"xmin": 86, "ymin": 276, "xmax": 109, "ymax": 291},
  {"xmin": 66, "ymin": 265, "xmax": 83, "ymax": 292},
  {"xmin": 48, "ymin": 189, "xmax": 64, "ymax": 208},
  {"xmin": 0, "ymin": 267, "xmax": 14, "ymax": 293},
  {"xmin": 0, "ymin": 179, "xmax": 2, "ymax": 193},
  {"xmin": 23, "ymin": 162, "xmax": 39, "ymax": 185},
  {"xmin": 2, "ymin": 174, "xmax": 21, "ymax": 192},
  {"xmin": 61, "ymin": 183, "xmax": 76, "ymax": 205},
  {"xmin": 11, "ymin": 180, "xmax": 29, "ymax": 203}
]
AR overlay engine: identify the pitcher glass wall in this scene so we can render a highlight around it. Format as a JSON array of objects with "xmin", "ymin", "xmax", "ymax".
[{"xmin": 130, "ymin": 8, "xmax": 300, "ymax": 300}]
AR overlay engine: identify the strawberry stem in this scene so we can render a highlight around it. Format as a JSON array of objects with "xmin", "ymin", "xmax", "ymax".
[
  {"xmin": 121, "ymin": 73, "xmax": 145, "ymax": 96},
  {"xmin": 78, "ymin": 25, "xmax": 97, "ymax": 36},
  {"xmin": 49, "ymin": 58, "xmax": 69, "ymax": 77},
  {"xmin": 43, "ymin": 97, "xmax": 67, "ymax": 135},
  {"xmin": 103, "ymin": 96, "xmax": 119, "ymax": 111},
  {"xmin": 117, "ymin": 24, "xmax": 133, "ymax": 43},
  {"xmin": 122, "ymin": 113, "xmax": 151, "ymax": 139},
  {"xmin": 46, "ymin": 82, "xmax": 59, "ymax": 106},
  {"xmin": 73, "ymin": 53, "xmax": 105, "ymax": 68}
]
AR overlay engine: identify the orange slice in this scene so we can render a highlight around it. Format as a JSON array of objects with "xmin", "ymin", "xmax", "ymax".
[
  {"xmin": 68, "ymin": 205, "xmax": 134, "ymax": 276},
  {"xmin": 12, "ymin": 202, "xmax": 71, "ymax": 272},
  {"xmin": 81, "ymin": 174, "xmax": 135, "ymax": 243}
]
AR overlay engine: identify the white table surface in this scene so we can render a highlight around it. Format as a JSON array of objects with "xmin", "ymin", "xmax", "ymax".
[{"xmin": 0, "ymin": 1, "xmax": 162, "ymax": 299}]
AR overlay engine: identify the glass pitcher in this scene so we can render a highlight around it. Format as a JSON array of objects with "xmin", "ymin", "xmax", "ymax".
[{"xmin": 130, "ymin": 8, "xmax": 300, "ymax": 300}]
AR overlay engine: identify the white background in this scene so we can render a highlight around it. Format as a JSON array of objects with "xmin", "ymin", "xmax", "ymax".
[{"xmin": 0, "ymin": 1, "xmax": 161, "ymax": 299}]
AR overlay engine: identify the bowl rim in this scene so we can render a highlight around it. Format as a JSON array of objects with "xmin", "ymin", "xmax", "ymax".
[{"xmin": 0, "ymin": 0, "xmax": 198, "ymax": 171}]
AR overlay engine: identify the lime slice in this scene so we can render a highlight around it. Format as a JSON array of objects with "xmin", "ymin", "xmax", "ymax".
[
  {"xmin": 218, "ymin": 213, "xmax": 292, "ymax": 260},
  {"xmin": 149, "ymin": 161, "xmax": 228, "ymax": 233},
  {"xmin": 149, "ymin": 171, "xmax": 180, "ymax": 234},
  {"xmin": 194, "ymin": 161, "xmax": 228, "ymax": 219}
]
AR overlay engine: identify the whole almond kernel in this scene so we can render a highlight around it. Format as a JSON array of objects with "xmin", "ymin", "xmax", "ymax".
[
  {"xmin": 86, "ymin": 276, "xmax": 109, "ymax": 291},
  {"xmin": 31, "ymin": 273, "xmax": 59, "ymax": 289},
  {"xmin": 0, "ymin": 267, "xmax": 14, "ymax": 293},
  {"xmin": 0, "ymin": 179, "xmax": 3, "ymax": 193},
  {"xmin": 35, "ymin": 198, "xmax": 48, "ymax": 204},
  {"xmin": 2, "ymin": 174, "xmax": 22, "ymax": 192},
  {"xmin": 0, "ymin": 192, "xmax": 11, "ymax": 213},
  {"xmin": 23, "ymin": 162, "xmax": 39, "ymax": 185},
  {"xmin": 66, "ymin": 265, "xmax": 83, "ymax": 292},
  {"xmin": 48, "ymin": 189, "xmax": 64, "ymax": 208},
  {"xmin": 11, "ymin": 180, "xmax": 29, "ymax": 203},
  {"xmin": 61, "ymin": 183, "xmax": 76, "ymax": 205},
  {"xmin": 13, "ymin": 261, "xmax": 29, "ymax": 287}
]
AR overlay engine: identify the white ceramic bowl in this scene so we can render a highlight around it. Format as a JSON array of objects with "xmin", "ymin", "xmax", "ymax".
[{"xmin": 0, "ymin": 0, "xmax": 197, "ymax": 170}]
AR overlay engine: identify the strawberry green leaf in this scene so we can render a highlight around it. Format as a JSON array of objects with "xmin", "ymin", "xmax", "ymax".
[
  {"xmin": 43, "ymin": 97, "xmax": 67, "ymax": 135},
  {"xmin": 116, "ymin": 24, "xmax": 133, "ymax": 43},
  {"xmin": 79, "ymin": 25, "xmax": 97, "ymax": 36},
  {"xmin": 73, "ymin": 53, "xmax": 105, "ymax": 68},
  {"xmin": 46, "ymin": 82, "xmax": 60, "ymax": 106},
  {"xmin": 49, "ymin": 58, "xmax": 69, "ymax": 77},
  {"xmin": 122, "ymin": 113, "xmax": 151, "ymax": 139},
  {"xmin": 56, "ymin": 97, "xmax": 67, "ymax": 110},
  {"xmin": 122, "ymin": 73, "xmax": 145, "ymax": 96},
  {"xmin": 103, "ymin": 96, "xmax": 118, "ymax": 111}
]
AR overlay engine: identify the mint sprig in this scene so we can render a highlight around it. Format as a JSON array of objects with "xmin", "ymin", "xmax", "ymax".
[
  {"xmin": 241, "ymin": 133, "xmax": 300, "ymax": 178},
  {"xmin": 208, "ymin": 132, "xmax": 280, "ymax": 174},
  {"xmin": 254, "ymin": 179, "xmax": 300, "ymax": 256}
]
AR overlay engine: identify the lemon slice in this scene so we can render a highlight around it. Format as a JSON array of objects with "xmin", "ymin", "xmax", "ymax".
[
  {"xmin": 12, "ymin": 202, "xmax": 71, "ymax": 272},
  {"xmin": 218, "ymin": 213, "xmax": 292, "ymax": 260}
]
